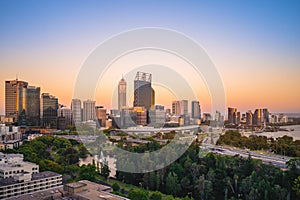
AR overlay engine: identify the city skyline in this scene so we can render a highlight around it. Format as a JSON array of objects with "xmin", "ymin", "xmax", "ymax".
[{"xmin": 0, "ymin": 1, "xmax": 300, "ymax": 114}]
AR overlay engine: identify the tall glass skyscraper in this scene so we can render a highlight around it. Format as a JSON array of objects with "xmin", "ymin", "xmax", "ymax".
[
  {"xmin": 133, "ymin": 72, "xmax": 154, "ymax": 110},
  {"xmin": 18, "ymin": 86, "xmax": 40, "ymax": 126},
  {"xmin": 5, "ymin": 79, "xmax": 28, "ymax": 123},
  {"xmin": 191, "ymin": 101, "xmax": 201, "ymax": 119},
  {"xmin": 41, "ymin": 93, "xmax": 58, "ymax": 128}
]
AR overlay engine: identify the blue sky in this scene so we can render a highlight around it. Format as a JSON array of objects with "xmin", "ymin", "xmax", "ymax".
[{"xmin": 0, "ymin": 0, "xmax": 300, "ymax": 113}]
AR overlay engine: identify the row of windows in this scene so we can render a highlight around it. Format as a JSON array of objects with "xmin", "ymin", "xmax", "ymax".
[
  {"xmin": 0, "ymin": 183, "xmax": 61, "ymax": 197},
  {"xmin": 0, "ymin": 178, "xmax": 62, "ymax": 190}
]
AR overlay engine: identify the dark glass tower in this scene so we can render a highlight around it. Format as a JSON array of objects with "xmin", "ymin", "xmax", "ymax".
[{"xmin": 133, "ymin": 72, "xmax": 153, "ymax": 110}]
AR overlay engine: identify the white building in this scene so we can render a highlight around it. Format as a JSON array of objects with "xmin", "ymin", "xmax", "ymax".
[
  {"xmin": 71, "ymin": 99, "xmax": 82, "ymax": 125},
  {"xmin": 0, "ymin": 124, "xmax": 22, "ymax": 150},
  {"xmin": 0, "ymin": 153, "xmax": 62, "ymax": 199},
  {"xmin": 82, "ymin": 100, "xmax": 96, "ymax": 122}
]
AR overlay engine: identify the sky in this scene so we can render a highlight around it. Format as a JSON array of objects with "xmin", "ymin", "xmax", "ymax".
[{"xmin": 0, "ymin": 0, "xmax": 300, "ymax": 114}]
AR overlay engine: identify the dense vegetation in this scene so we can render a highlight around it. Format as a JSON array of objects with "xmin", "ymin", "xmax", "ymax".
[
  {"xmin": 2, "ymin": 134, "xmax": 300, "ymax": 200},
  {"xmin": 1, "ymin": 136, "xmax": 97, "ymax": 182},
  {"xmin": 116, "ymin": 142, "xmax": 300, "ymax": 200},
  {"xmin": 217, "ymin": 130, "xmax": 300, "ymax": 157}
]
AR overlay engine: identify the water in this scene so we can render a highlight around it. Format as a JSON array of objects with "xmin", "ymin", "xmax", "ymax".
[{"xmin": 250, "ymin": 125, "xmax": 300, "ymax": 140}]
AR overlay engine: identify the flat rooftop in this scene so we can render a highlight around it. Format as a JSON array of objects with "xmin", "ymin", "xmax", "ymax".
[{"xmin": 0, "ymin": 171, "xmax": 61, "ymax": 187}]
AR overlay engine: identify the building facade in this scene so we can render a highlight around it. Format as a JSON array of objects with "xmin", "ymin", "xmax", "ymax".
[
  {"xmin": 18, "ymin": 86, "xmax": 40, "ymax": 126},
  {"xmin": 41, "ymin": 93, "xmax": 58, "ymax": 128},
  {"xmin": 191, "ymin": 101, "xmax": 201, "ymax": 119},
  {"xmin": 118, "ymin": 77, "xmax": 127, "ymax": 111},
  {"xmin": 133, "ymin": 72, "xmax": 153, "ymax": 110},
  {"xmin": 71, "ymin": 99, "xmax": 82, "ymax": 125},
  {"xmin": 0, "ymin": 153, "xmax": 62, "ymax": 199},
  {"xmin": 82, "ymin": 100, "xmax": 96, "ymax": 122},
  {"xmin": 5, "ymin": 79, "xmax": 28, "ymax": 123}
]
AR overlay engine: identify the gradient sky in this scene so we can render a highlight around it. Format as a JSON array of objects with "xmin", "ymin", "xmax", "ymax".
[{"xmin": 0, "ymin": 0, "xmax": 300, "ymax": 114}]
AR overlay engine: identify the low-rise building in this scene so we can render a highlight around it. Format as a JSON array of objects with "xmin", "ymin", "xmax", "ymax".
[
  {"xmin": 0, "ymin": 153, "xmax": 62, "ymax": 199},
  {"xmin": 0, "ymin": 124, "xmax": 22, "ymax": 150}
]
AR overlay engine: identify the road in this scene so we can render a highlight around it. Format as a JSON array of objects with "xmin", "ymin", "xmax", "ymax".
[{"xmin": 201, "ymin": 137, "xmax": 291, "ymax": 169}]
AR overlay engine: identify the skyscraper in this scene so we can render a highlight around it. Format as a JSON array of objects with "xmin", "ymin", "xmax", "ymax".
[
  {"xmin": 172, "ymin": 101, "xmax": 181, "ymax": 116},
  {"xmin": 71, "ymin": 99, "xmax": 82, "ymax": 125},
  {"xmin": 228, "ymin": 107, "xmax": 237, "ymax": 124},
  {"xmin": 5, "ymin": 79, "xmax": 28, "ymax": 122},
  {"xmin": 82, "ymin": 100, "xmax": 96, "ymax": 121},
  {"xmin": 118, "ymin": 77, "xmax": 127, "ymax": 110},
  {"xmin": 57, "ymin": 107, "xmax": 72, "ymax": 127},
  {"xmin": 180, "ymin": 100, "xmax": 188, "ymax": 116},
  {"xmin": 246, "ymin": 110, "xmax": 253, "ymax": 125},
  {"xmin": 95, "ymin": 106, "xmax": 106, "ymax": 127},
  {"xmin": 253, "ymin": 109, "xmax": 263, "ymax": 126},
  {"xmin": 41, "ymin": 93, "xmax": 58, "ymax": 128},
  {"xmin": 133, "ymin": 72, "xmax": 153, "ymax": 110},
  {"xmin": 191, "ymin": 101, "xmax": 201, "ymax": 119},
  {"xmin": 18, "ymin": 86, "xmax": 40, "ymax": 126}
]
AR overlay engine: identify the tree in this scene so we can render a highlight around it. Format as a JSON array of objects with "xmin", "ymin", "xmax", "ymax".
[
  {"xmin": 79, "ymin": 164, "xmax": 98, "ymax": 182},
  {"xmin": 166, "ymin": 172, "xmax": 181, "ymax": 197},
  {"xmin": 150, "ymin": 191, "xmax": 162, "ymax": 200},
  {"xmin": 293, "ymin": 176, "xmax": 300, "ymax": 197},
  {"xmin": 128, "ymin": 189, "xmax": 149, "ymax": 200},
  {"xmin": 112, "ymin": 183, "xmax": 120, "ymax": 192},
  {"xmin": 100, "ymin": 159, "xmax": 111, "ymax": 179}
]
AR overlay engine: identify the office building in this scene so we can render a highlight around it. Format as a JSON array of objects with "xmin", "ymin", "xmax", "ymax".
[
  {"xmin": 5, "ymin": 79, "xmax": 28, "ymax": 123},
  {"xmin": 82, "ymin": 100, "xmax": 96, "ymax": 121},
  {"xmin": 172, "ymin": 101, "xmax": 181, "ymax": 116},
  {"xmin": 191, "ymin": 101, "xmax": 201, "ymax": 119},
  {"xmin": 95, "ymin": 106, "xmax": 106, "ymax": 127},
  {"xmin": 133, "ymin": 72, "xmax": 153, "ymax": 110},
  {"xmin": 0, "ymin": 124, "xmax": 22, "ymax": 150},
  {"xmin": 148, "ymin": 109, "xmax": 166, "ymax": 127},
  {"xmin": 253, "ymin": 109, "xmax": 263, "ymax": 126},
  {"xmin": 57, "ymin": 107, "xmax": 72, "ymax": 130},
  {"xmin": 246, "ymin": 111, "xmax": 253, "ymax": 125},
  {"xmin": 263, "ymin": 108, "xmax": 270, "ymax": 123},
  {"xmin": 41, "ymin": 93, "xmax": 58, "ymax": 128},
  {"xmin": 228, "ymin": 107, "xmax": 237, "ymax": 124},
  {"xmin": 118, "ymin": 77, "xmax": 127, "ymax": 110},
  {"xmin": 0, "ymin": 153, "xmax": 62, "ymax": 199},
  {"xmin": 71, "ymin": 99, "xmax": 82, "ymax": 125},
  {"xmin": 18, "ymin": 86, "xmax": 40, "ymax": 126},
  {"xmin": 180, "ymin": 100, "xmax": 188, "ymax": 116}
]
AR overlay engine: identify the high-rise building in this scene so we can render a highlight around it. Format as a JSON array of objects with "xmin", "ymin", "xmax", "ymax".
[
  {"xmin": 82, "ymin": 100, "xmax": 96, "ymax": 121},
  {"xmin": 191, "ymin": 101, "xmax": 201, "ymax": 119},
  {"xmin": 263, "ymin": 108, "xmax": 269, "ymax": 123},
  {"xmin": 180, "ymin": 100, "xmax": 188, "ymax": 116},
  {"xmin": 233, "ymin": 111, "xmax": 241, "ymax": 125},
  {"xmin": 148, "ymin": 109, "xmax": 166, "ymax": 127},
  {"xmin": 41, "ymin": 93, "xmax": 58, "ymax": 128},
  {"xmin": 133, "ymin": 72, "xmax": 153, "ymax": 110},
  {"xmin": 253, "ymin": 109, "xmax": 263, "ymax": 126},
  {"xmin": 5, "ymin": 79, "xmax": 28, "ymax": 122},
  {"xmin": 151, "ymin": 87, "xmax": 155, "ymax": 109},
  {"xmin": 18, "ymin": 86, "xmax": 40, "ymax": 126},
  {"xmin": 118, "ymin": 77, "xmax": 127, "ymax": 110},
  {"xmin": 71, "ymin": 99, "xmax": 82, "ymax": 125},
  {"xmin": 246, "ymin": 110, "xmax": 253, "ymax": 125},
  {"xmin": 172, "ymin": 101, "xmax": 181, "ymax": 116},
  {"xmin": 95, "ymin": 106, "xmax": 106, "ymax": 127},
  {"xmin": 228, "ymin": 107, "xmax": 237, "ymax": 124},
  {"xmin": 57, "ymin": 107, "xmax": 72, "ymax": 126}
]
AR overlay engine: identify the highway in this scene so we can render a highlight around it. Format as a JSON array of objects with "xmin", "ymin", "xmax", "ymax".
[{"xmin": 201, "ymin": 137, "xmax": 291, "ymax": 169}]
